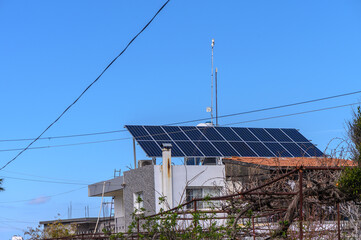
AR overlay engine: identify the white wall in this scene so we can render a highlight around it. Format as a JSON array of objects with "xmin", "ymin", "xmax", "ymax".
[
  {"xmin": 114, "ymin": 192, "xmax": 124, "ymax": 218},
  {"xmin": 154, "ymin": 165, "xmax": 225, "ymax": 213}
]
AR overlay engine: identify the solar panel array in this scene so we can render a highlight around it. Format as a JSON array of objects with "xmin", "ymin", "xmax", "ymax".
[{"xmin": 125, "ymin": 125, "xmax": 324, "ymax": 158}]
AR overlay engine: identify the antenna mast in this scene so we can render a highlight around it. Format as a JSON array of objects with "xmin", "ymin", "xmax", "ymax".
[
  {"xmin": 215, "ymin": 67, "xmax": 218, "ymax": 126},
  {"xmin": 211, "ymin": 39, "xmax": 215, "ymax": 125}
]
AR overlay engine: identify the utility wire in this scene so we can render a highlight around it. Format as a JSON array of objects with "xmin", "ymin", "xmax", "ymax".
[
  {"xmin": 168, "ymin": 90, "xmax": 361, "ymax": 125},
  {"xmin": 0, "ymin": 186, "xmax": 87, "ymax": 204},
  {"xmin": 0, "ymin": 130, "xmax": 125, "ymax": 142},
  {"xmin": 2, "ymin": 169, "xmax": 90, "ymax": 183},
  {"xmin": 0, "ymin": 175, "xmax": 89, "ymax": 185},
  {"xmin": 222, "ymin": 102, "xmax": 361, "ymax": 126},
  {"xmin": 0, "ymin": 138, "xmax": 128, "ymax": 152},
  {"xmin": 0, "ymin": 101, "xmax": 359, "ymax": 153},
  {"xmin": 0, "ymin": 0, "xmax": 171, "ymax": 171},
  {"xmin": 1, "ymin": 89, "xmax": 360, "ymax": 143}
]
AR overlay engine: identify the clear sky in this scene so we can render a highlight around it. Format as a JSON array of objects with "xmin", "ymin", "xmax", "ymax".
[{"xmin": 1, "ymin": 0, "xmax": 361, "ymax": 238}]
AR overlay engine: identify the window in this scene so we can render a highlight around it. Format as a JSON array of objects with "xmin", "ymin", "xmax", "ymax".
[
  {"xmin": 133, "ymin": 192, "xmax": 144, "ymax": 213},
  {"xmin": 186, "ymin": 187, "xmax": 220, "ymax": 209}
]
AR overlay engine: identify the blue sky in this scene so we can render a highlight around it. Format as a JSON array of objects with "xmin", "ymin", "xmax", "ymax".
[{"xmin": 1, "ymin": 0, "xmax": 361, "ymax": 238}]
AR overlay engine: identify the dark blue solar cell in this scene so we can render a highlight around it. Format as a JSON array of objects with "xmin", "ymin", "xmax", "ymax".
[
  {"xmin": 144, "ymin": 126, "xmax": 171, "ymax": 140},
  {"xmin": 265, "ymin": 129, "xmax": 292, "ymax": 142},
  {"xmin": 298, "ymin": 143, "xmax": 324, "ymax": 157},
  {"xmin": 126, "ymin": 125, "xmax": 152, "ymax": 140},
  {"xmin": 193, "ymin": 141, "xmax": 222, "ymax": 156},
  {"xmin": 229, "ymin": 142, "xmax": 258, "ymax": 157},
  {"xmin": 231, "ymin": 128, "xmax": 259, "ymax": 141},
  {"xmin": 248, "ymin": 128, "xmax": 275, "ymax": 142},
  {"xmin": 264, "ymin": 142, "xmax": 293, "ymax": 157},
  {"xmin": 247, "ymin": 142, "xmax": 275, "ymax": 157},
  {"xmin": 282, "ymin": 129, "xmax": 309, "ymax": 142},
  {"xmin": 156, "ymin": 141, "xmax": 185, "ymax": 157},
  {"xmin": 198, "ymin": 127, "xmax": 224, "ymax": 140},
  {"xmin": 212, "ymin": 141, "xmax": 240, "ymax": 157},
  {"xmin": 180, "ymin": 126, "xmax": 207, "ymax": 140},
  {"xmin": 162, "ymin": 126, "xmax": 188, "ymax": 140},
  {"xmin": 214, "ymin": 127, "xmax": 242, "ymax": 141},
  {"xmin": 137, "ymin": 140, "xmax": 161, "ymax": 157},
  {"xmin": 280, "ymin": 143, "xmax": 308, "ymax": 157},
  {"xmin": 176, "ymin": 141, "xmax": 204, "ymax": 156}
]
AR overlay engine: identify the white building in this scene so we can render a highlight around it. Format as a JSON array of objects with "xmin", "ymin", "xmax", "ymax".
[{"xmin": 88, "ymin": 144, "xmax": 225, "ymax": 233}]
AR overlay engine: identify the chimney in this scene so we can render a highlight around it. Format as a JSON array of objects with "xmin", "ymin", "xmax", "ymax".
[{"xmin": 161, "ymin": 143, "xmax": 173, "ymax": 209}]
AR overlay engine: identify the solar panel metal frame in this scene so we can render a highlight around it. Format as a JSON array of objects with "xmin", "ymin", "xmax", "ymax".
[{"xmin": 125, "ymin": 125, "xmax": 324, "ymax": 158}]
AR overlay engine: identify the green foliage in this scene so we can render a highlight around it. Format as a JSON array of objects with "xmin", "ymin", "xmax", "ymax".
[
  {"xmin": 338, "ymin": 106, "xmax": 361, "ymax": 201},
  {"xmin": 107, "ymin": 196, "xmax": 246, "ymax": 239},
  {"xmin": 348, "ymin": 106, "xmax": 361, "ymax": 164},
  {"xmin": 24, "ymin": 220, "xmax": 77, "ymax": 240},
  {"xmin": 24, "ymin": 225, "xmax": 43, "ymax": 240},
  {"xmin": 338, "ymin": 167, "xmax": 361, "ymax": 200}
]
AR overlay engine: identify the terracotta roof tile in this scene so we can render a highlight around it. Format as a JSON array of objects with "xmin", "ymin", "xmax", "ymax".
[{"xmin": 224, "ymin": 157, "xmax": 356, "ymax": 167}]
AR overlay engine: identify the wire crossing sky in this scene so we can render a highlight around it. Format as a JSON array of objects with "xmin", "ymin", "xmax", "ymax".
[
  {"xmin": 0, "ymin": 1, "xmax": 361, "ymax": 238},
  {"xmin": 0, "ymin": 0, "xmax": 171, "ymax": 171},
  {"xmin": 0, "ymin": 88, "xmax": 360, "ymax": 143}
]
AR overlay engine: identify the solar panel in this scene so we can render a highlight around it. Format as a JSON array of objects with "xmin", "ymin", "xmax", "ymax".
[
  {"xmin": 247, "ymin": 142, "xmax": 275, "ymax": 157},
  {"xmin": 211, "ymin": 141, "xmax": 240, "ymax": 156},
  {"xmin": 264, "ymin": 142, "xmax": 293, "ymax": 157},
  {"xmin": 248, "ymin": 128, "xmax": 275, "ymax": 142},
  {"xmin": 144, "ymin": 126, "xmax": 171, "ymax": 140},
  {"xmin": 298, "ymin": 142, "xmax": 324, "ymax": 157},
  {"xmin": 125, "ymin": 125, "xmax": 324, "ymax": 158},
  {"xmin": 162, "ymin": 126, "xmax": 188, "ymax": 140},
  {"xmin": 229, "ymin": 142, "xmax": 258, "ymax": 157},
  {"xmin": 265, "ymin": 128, "xmax": 292, "ymax": 142},
  {"xmin": 193, "ymin": 141, "xmax": 222, "ymax": 156},
  {"xmin": 180, "ymin": 126, "xmax": 207, "ymax": 140}
]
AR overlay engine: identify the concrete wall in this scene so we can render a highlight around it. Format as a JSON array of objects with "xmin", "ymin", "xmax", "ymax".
[
  {"xmin": 90, "ymin": 164, "xmax": 226, "ymax": 232},
  {"xmin": 123, "ymin": 165, "xmax": 156, "ymax": 230},
  {"xmin": 154, "ymin": 165, "xmax": 225, "ymax": 213},
  {"xmin": 88, "ymin": 176, "xmax": 124, "ymax": 197},
  {"xmin": 114, "ymin": 192, "xmax": 125, "ymax": 232}
]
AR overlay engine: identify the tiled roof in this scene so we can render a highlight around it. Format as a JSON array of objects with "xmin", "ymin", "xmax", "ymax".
[{"xmin": 224, "ymin": 157, "xmax": 356, "ymax": 167}]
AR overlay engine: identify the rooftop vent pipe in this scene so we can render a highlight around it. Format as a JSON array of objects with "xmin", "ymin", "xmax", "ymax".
[{"xmin": 161, "ymin": 143, "xmax": 173, "ymax": 209}]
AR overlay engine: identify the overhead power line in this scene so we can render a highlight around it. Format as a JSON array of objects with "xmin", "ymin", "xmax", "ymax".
[
  {"xmin": 2, "ymin": 169, "xmax": 90, "ymax": 183},
  {"xmin": 0, "ymin": 186, "xmax": 87, "ymax": 204},
  {"xmin": 0, "ymin": 175, "xmax": 89, "ymax": 185},
  {"xmin": 0, "ymin": 0, "xmax": 171, "ymax": 171},
  {"xmin": 1, "ymin": 89, "xmax": 361, "ymax": 143},
  {"xmin": 168, "ymin": 90, "xmax": 361, "ymax": 126},
  {"xmin": 0, "ymin": 138, "xmax": 128, "ymax": 152},
  {"xmin": 223, "ymin": 102, "xmax": 361, "ymax": 126},
  {"xmin": 0, "ymin": 101, "xmax": 359, "ymax": 153},
  {"xmin": 0, "ymin": 130, "xmax": 125, "ymax": 142}
]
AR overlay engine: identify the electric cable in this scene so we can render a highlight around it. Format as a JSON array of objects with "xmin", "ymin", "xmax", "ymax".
[
  {"xmin": 0, "ymin": 129, "xmax": 125, "ymax": 142},
  {"xmin": 2, "ymin": 169, "xmax": 91, "ymax": 183},
  {"xmin": 0, "ymin": 101, "xmax": 359, "ymax": 153},
  {"xmin": 1, "ymin": 89, "xmax": 360, "ymax": 143},
  {"xmin": 222, "ymin": 102, "xmax": 361, "ymax": 126},
  {"xmin": 167, "ymin": 90, "xmax": 361, "ymax": 126},
  {"xmin": 0, "ymin": 186, "xmax": 87, "ymax": 204},
  {"xmin": 0, "ymin": 138, "xmax": 129, "ymax": 152},
  {"xmin": 0, "ymin": 0, "xmax": 171, "ymax": 171},
  {"xmin": 0, "ymin": 175, "xmax": 89, "ymax": 185}
]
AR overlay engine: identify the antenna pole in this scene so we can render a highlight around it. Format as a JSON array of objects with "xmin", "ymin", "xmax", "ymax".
[
  {"xmin": 133, "ymin": 138, "xmax": 137, "ymax": 169},
  {"xmin": 211, "ymin": 39, "xmax": 215, "ymax": 125},
  {"xmin": 215, "ymin": 67, "xmax": 218, "ymax": 126}
]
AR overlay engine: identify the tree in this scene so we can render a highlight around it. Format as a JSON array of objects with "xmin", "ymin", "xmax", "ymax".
[
  {"xmin": 338, "ymin": 107, "xmax": 361, "ymax": 201},
  {"xmin": 24, "ymin": 219, "xmax": 77, "ymax": 240},
  {"xmin": 347, "ymin": 106, "xmax": 361, "ymax": 164}
]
